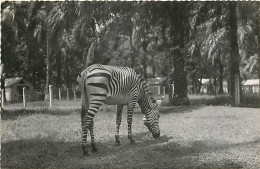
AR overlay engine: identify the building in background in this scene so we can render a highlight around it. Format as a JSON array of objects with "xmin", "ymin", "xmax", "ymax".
[
  {"xmin": 199, "ymin": 78, "xmax": 228, "ymax": 94},
  {"xmin": 5, "ymin": 77, "xmax": 34, "ymax": 103},
  {"xmin": 242, "ymin": 79, "xmax": 260, "ymax": 94},
  {"xmin": 147, "ymin": 77, "xmax": 168, "ymax": 95}
]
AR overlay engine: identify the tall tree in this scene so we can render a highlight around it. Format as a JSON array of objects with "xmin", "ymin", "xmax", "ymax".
[
  {"xmin": 44, "ymin": 1, "xmax": 79, "ymax": 98},
  {"xmin": 228, "ymin": 2, "xmax": 240, "ymax": 102},
  {"xmin": 169, "ymin": 2, "xmax": 190, "ymax": 105}
]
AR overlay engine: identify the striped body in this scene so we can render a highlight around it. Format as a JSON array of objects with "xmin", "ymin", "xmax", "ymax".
[{"xmin": 78, "ymin": 64, "xmax": 160, "ymax": 156}]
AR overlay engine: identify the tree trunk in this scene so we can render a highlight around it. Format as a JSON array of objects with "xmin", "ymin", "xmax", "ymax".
[
  {"xmin": 152, "ymin": 55, "xmax": 155, "ymax": 78},
  {"xmin": 168, "ymin": 81, "xmax": 173, "ymax": 105},
  {"xmin": 218, "ymin": 62, "xmax": 224, "ymax": 94},
  {"xmin": 24, "ymin": 31, "xmax": 34, "ymax": 86},
  {"xmin": 168, "ymin": 3, "xmax": 189, "ymax": 106},
  {"xmin": 141, "ymin": 40, "xmax": 149, "ymax": 79},
  {"xmin": 65, "ymin": 66, "xmax": 71, "ymax": 88},
  {"xmin": 86, "ymin": 41, "xmax": 95, "ymax": 68},
  {"xmin": 168, "ymin": 54, "xmax": 174, "ymax": 105},
  {"xmin": 130, "ymin": 31, "xmax": 134, "ymax": 68},
  {"xmin": 257, "ymin": 27, "xmax": 260, "ymax": 81},
  {"xmin": 56, "ymin": 52, "xmax": 62, "ymax": 88},
  {"xmin": 1, "ymin": 64, "xmax": 6, "ymax": 108},
  {"xmin": 45, "ymin": 30, "xmax": 52, "ymax": 101},
  {"xmin": 161, "ymin": 20, "xmax": 174, "ymax": 104},
  {"xmin": 143, "ymin": 53, "xmax": 147, "ymax": 79},
  {"xmin": 172, "ymin": 49, "xmax": 190, "ymax": 105},
  {"xmin": 228, "ymin": 2, "xmax": 240, "ymax": 103},
  {"xmin": 213, "ymin": 70, "xmax": 217, "ymax": 98}
]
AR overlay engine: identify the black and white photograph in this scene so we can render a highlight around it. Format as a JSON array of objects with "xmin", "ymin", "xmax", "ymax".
[{"xmin": 1, "ymin": 1, "xmax": 260, "ymax": 168}]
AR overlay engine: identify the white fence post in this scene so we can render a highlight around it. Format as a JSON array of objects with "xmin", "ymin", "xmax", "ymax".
[
  {"xmin": 49, "ymin": 85, "xmax": 52, "ymax": 107},
  {"xmin": 157, "ymin": 86, "xmax": 160, "ymax": 95},
  {"xmin": 67, "ymin": 88, "xmax": 69, "ymax": 100},
  {"xmin": 59, "ymin": 88, "xmax": 61, "ymax": 101},
  {"xmin": 23, "ymin": 87, "xmax": 26, "ymax": 108}
]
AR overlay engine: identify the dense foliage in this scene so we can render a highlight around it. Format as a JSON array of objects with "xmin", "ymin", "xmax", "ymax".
[{"xmin": 1, "ymin": 1, "xmax": 259, "ymax": 104}]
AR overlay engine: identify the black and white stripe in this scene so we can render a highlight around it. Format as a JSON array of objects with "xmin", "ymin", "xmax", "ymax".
[{"xmin": 78, "ymin": 64, "xmax": 160, "ymax": 156}]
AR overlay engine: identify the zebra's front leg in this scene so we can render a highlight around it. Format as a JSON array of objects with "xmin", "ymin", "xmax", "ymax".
[
  {"xmin": 89, "ymin": 119, "xmax": 97, "ymax": 152},
  {"xmin": 127, "ymin": 106, "xmax": 135, "ymax": 144},
  {"xmin": 115, "ymin": 105, "xmax": 123, "ymax": 146}
]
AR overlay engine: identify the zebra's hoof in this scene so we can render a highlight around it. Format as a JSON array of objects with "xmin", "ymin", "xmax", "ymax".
[{"xmin": 82, "ymin": 146, "xmax": 89, "ymax": 156}]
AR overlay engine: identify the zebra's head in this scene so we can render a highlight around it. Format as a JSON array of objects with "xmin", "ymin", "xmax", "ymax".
[
  {"xmin": 142, "ymin": 104, "xmax": 160, "ymax": 138},
  {"xmin": 138, "ymin": 75, "xmax": 160, "ymax": 138}
]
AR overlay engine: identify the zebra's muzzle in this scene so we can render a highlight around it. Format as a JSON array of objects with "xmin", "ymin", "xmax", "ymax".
[{"xmin": 152, "ymin": 132, "xmax": 160, "ymax": 139}]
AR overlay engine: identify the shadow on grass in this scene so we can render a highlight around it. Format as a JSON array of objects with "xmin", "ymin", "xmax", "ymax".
[
  {"xmin": 150, "ymin": 139, "xmax": 259, "ymax": 168},
  {"xmin": 1, "ymin": 132, "xmax": 172, "ymax": 168},
  {"xmin": 2, "ymin": 133, "xmax": 258, "ymax": 168},
  {"xmin": 1, "ymin": 108, "xmax": 80, "ymax": 121}
]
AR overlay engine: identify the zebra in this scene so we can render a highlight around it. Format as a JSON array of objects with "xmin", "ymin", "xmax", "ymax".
[{"xmin": 77, "ymin": 64, "xmax": 160, "ymax": 156}]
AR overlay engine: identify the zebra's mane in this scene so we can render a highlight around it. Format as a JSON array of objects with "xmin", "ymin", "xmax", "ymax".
[
  {"xmin": 87, "ymin": 64, "xmax": 110, "ymax": 73},
  {"xmin": 138, "ymin": 75, "xmax": 157, "ymax": 108}
]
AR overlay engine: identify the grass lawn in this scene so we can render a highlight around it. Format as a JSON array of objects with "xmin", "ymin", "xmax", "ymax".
[{"xmin": 1, "ymin": 101, "xmax": 260, "ymax": 168}]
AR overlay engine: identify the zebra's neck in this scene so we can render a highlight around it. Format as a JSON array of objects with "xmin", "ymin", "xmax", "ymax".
[{"xmin": 138, "ymin": 84, "xmax": 156, "ymax": 114}]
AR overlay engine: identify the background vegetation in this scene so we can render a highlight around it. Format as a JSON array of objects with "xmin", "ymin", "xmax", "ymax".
[{"xmin": 1, "ymin": 1, "xmax": 260, "ymax": 105}]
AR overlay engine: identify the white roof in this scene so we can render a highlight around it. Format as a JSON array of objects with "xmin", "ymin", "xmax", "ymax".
[
  {"xmin": 243, "ymin": 79, "xmax": 259, "ymax": 86},
  {"xmin": 201, "ymin": 79, "xmax": 210, "ymax": 84}
]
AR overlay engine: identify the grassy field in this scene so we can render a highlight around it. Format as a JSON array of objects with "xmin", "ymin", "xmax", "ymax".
[{"xmin": 1, "ymin": 101, "xmax": 260, "ymax": 168}]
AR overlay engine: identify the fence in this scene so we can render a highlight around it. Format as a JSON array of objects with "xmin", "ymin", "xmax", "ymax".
[
  {"xmin": 52, "ymin": 87, "xmax": 81, "ymax": 100},
  {"xmin": 7, "ymin": 93, "xmax": 45, "ymax": 104},
  {"xmin": 1, "ymin": 85, "xmax": 81, "ymax": 108}
]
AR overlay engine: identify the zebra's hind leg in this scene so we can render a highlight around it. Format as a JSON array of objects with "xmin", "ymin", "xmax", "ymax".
[
  {"xmin": 127, "ymin": 106, "xmax": 136, "ymax": 145},
  {"xmin": 89, "ymin": 119, "xmax": 97, "ymax": 152},
  {"xmin": 81, "ymin": 129, "xmax": 89, "ymax": 156},
  {"xmin": 115, "ymin": 105, "xmax": 123, "ymax": 146},
  {"xmin": 81, "ymin": 107, "xmax": 89, "ymax": 156}
]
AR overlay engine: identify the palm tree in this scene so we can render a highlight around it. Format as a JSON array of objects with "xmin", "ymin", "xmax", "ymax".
[
  {"xmin": 227, "ymin": 2, "xmax": 240, "ymax": 102},
  {"xmin": 44, "ymin": 2, "xmax": 79, "ymax": 99},
  {"xmin": 190, "ymin": 2, "xmax": 244, "ymax": 100},
  {"xmin": 238, "ymin": 2, "xmax": 260, "ymax": 80}
]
